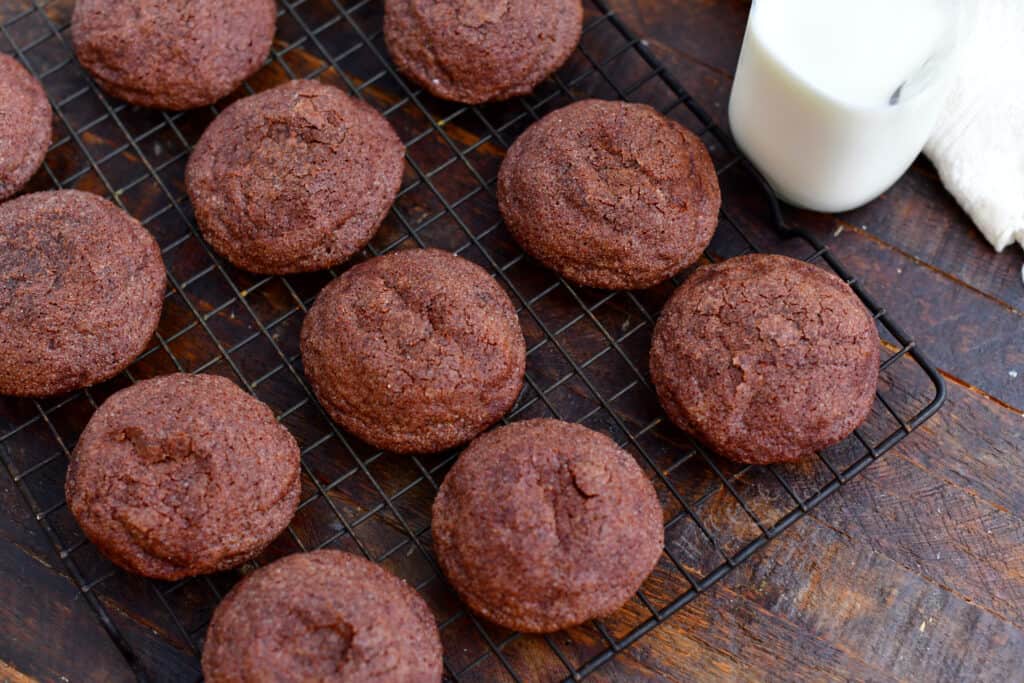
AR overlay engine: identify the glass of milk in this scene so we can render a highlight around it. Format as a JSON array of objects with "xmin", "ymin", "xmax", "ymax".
[{"xmin": 728, "ymin": 0, "xmax": 957, "ymax": 213}]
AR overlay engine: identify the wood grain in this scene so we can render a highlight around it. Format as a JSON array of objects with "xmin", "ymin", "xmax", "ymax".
[
  {"xmin": 0, "ymin": 659, "xmax": 36, "ymax": 683},
  {"xmin": 0, "ymin": 517, "xmax": 130, "ymax": 682},
  {"xmin": 1, "ymin": 1, "xmax": 1022, "ymax": 682}
]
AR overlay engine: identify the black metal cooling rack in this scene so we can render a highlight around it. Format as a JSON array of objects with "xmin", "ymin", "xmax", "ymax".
[{"xmin": 0, "ymin": 0, "xmax": 946, "ymax": 681}]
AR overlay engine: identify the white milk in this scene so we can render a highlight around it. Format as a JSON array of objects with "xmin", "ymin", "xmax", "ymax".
[{"xmin": 728, "ymin": 0, "xmax": 955, "ymax": 213}]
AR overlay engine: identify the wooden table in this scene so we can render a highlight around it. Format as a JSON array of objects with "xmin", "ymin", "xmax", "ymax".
[{"xmin": 3, "ymin": 1, "xmax": 1023, "ymax": 681}]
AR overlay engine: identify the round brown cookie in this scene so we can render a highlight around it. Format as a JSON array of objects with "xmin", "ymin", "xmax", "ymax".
[
  {"xmin": 383, "ymin": 0, "xmax": 583, "ymax": 104},
  {"xmin": 202, "ymin": 550, "xmax": 443, "ymax": 683},
  {"xmin": 186, "ymin": 80, "xmax": 404, "ymax": 274},
  {"xmin": 66, "ymin": 373, "xmax": 301, "ymax": 581},
  {"xmin": 301, "ymin": 249, "xmax": 525, "ymax": 454},
  {"xmin": 432, "ymin": 419, "xmax": 664, "ymax": 633},
  {"xmin": 0, "ymin": 54, "xmax": 51, "ymax": 201},
  {"xmin": 498, "ymin": 99, "xmax": 721, "ymax": 290},
  {"xmin": 71, "ymin": 0, "xmax": 276, "ymax": 110},
  {"xmin": 0, "ymin": 190, "xmax": 165, "ymax": 397},
  {"xmin": 650, "ymin": 254, "xmax": 880, "ymax": 465}
]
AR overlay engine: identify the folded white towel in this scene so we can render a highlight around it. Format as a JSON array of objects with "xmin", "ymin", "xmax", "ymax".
[{"xmin": 924, "ymin": 1, "xmax": 1024, "ymax": 252}]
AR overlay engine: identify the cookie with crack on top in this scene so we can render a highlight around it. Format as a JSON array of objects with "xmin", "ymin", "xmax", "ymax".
[
  {"xmin": 650, "ymin": 254, "xmax": 880, "ymax": 465},
  {"xmin": 186, "ymin": 80, "xmax": 405, "ymax": 274},
  {"xmin": 432, "ymin": 419, "xmax": 664, "ymax": 633},
  {"xmin": 0, "ymin": 53, "xmax": 51, "ymax": 200},
  {"xmin": 498, "ymin": 99, "xmax": 721, "ymax": 290},
  {"xmin": 300, "ymin": 249, "xmax": 526, "ymax": 454},
  {"xmin": 0, "ymin": 190, "xmax": 165, "ymax": 397},
  {"xmin": 65, "ymin": 373, "xmax": 301, "ymax": 580},
  {"xmin": 383, "ymin": 0, "xmax": 583, "ymax": 104},
  {"xmin": 202, "ymin": 550, "xmax": 443, "ymax": 683},
  {"xmin": 72, "ymin": 0, "xmax": 276, "ymax": 110}
]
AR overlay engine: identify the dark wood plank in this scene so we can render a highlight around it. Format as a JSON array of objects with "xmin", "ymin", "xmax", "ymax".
[
  {"xmin": 843, "ymin": 160, "xmax": 1024, "ymax": 313},
  {"xmin": 818, "ymin": 455, "xmax": 1024, "ymax": 624},
  {"xmin": 613, "ymin": 578, "xmax": 899, "ymax": 683},
  {"xmin": 0, "ymin": 465, "xmax": 56, "ymax": 567},
  {"xmin": 723, "ymin": 511, "xmax": 1024, "ymax": 681},
  {"xmin": 618, "ymin": 0, "xmax": 749, "ymax": 76},
  {"xmin": 877, "ymin": 370, "xmax": 1024, "ymax": 520},
  {"xmin": 1, "ymin": 465, "xmax": 198, "ymax": 681},
  {"xmin": 0, "ymin": 468, "xmax": 128, "ymax": 681},
  {"xmin": 0, "ymin": 537, "xmax": 132, "ymax": 683},
  {"xmin": 816, "ymin": 222, "xmax": 1024, "ymax": 409}
]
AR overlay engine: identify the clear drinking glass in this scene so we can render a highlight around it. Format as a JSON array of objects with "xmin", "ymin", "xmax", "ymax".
[{"xmin": 728, "ymin": 0, "xmax": 958, "ymax": 213}]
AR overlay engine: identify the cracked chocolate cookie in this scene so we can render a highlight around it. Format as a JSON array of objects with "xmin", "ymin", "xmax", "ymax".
[
  {"xmin": 66, "ymin": 373, "xmax": 301, "ymax": 581},
  {"xmin": 72, "ymin": 0, "xmax": 276, "ymax": 110},
  {"xmin": 432, "ymin": 419, "xmax": 664, "ymax": 633},
  {"xmin": 0, "ymin": 53, "xmax": 50, "ymax": 201},
  {"xmin": 301, "ymin": 249, "xmax": 526, "ymax": 454},
  {"xmin": 202, "ymin": 550, "xmax": 443, "ymax": 683},
  {"xmin": 383, "ymin": 0, "xmax": 583, "ymax": 104},
  {"xmin": 499, "ymin": 99, "xmax": 721, "ymax": 290},
  {"xmin": 0, "ymin": 190, "xmax": 165, "ymax": 397},
  {"xmin": 186, "ymin": 80, "xmax": 405, "ymax": 274},
  {"xmin": 650, "ymin": 254, "xmax": 880, "ymax": 465}
]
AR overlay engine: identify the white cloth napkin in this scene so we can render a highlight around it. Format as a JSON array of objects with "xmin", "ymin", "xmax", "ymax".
[{"xmin": 924, "ymin": 0, "xmax": 1024, "ymax": 252}]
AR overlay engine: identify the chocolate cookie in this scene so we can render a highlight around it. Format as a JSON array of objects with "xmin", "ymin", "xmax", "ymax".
[
  {"xmin": 66, "ymin": 373, "xmax": 301, "ymax": 581},
  {"xmin": 650, "ymin": 254, "xmax": 880, "ymax": 465},
  {"xmin": 384, "ymin": 0, "xmax": 583, "ymax": 104},
  {"xmin": 498, "ymin": 99, "xmax": 721, "ymax": 290},
  {"xmin": 202, "ymin": 550, "xmax": 443, "ymax": 683},
  {"xmin": 0, "ymin": 54, "xmax": 51, "ymax": 200},
  {"xmin": 72, "ymin": 0, "xmax": 276, "ymax": 110},
  {"xmin": 187, "ymin": 80, "xmax": 404, "ymax": 274},
  {"xmin": 301, "ymin": 249, "xmax": 525, "ymax": 454},
  {"xmin": 432, "ymin": 419, "xmax": 663, "ymax": 633},
  {"xmin": 0, "ymin": 191, "xmax": 165, "ymax": 397}
]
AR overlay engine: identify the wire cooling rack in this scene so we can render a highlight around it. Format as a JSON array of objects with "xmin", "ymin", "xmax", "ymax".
[{"xmin": 0, "ymin": 0, "xmax": 946, "ymax": 681}]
